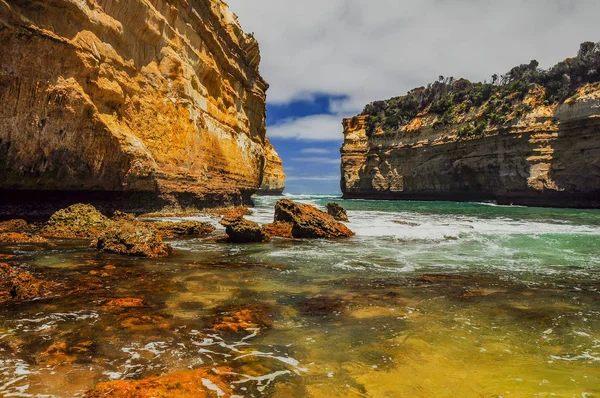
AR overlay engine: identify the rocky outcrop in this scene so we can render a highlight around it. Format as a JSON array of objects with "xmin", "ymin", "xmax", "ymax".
[
  {"xmin": 327, "ymin": 202, "xmax": 349, "ymax": 222},
  {"xmin": 0, "ymin": 0, "xmax": 283, "ymax": 218},
  {"xmin": 220, "ymin": 215, "xmax": 270, "ymax": 243},
  {"xmin": 152, "ymin": 221, "xmax": 215, "ymax": 238},
  {"xmin": 92, "ymin": 220, "xmax": 172, "ymax": 257},
  {"xmin": 42, "ymin": 204, "xmax": 110, "ymax": 238},
  {"xmin": 256, "ymin": 139, "xmax": 286, "ymax": 195},
  {"xmin": 273, "ymin": 199, "xmax": 354, "ymax": 239},
  {"xmin": 0, "ymin": 219, "xmax": 30, "ymax": 232},
  {"xmin": 341, "ymin": 43, "xmax": 600, "ymax": 208}
]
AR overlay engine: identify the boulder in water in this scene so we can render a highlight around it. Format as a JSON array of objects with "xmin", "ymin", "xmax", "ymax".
[
  {"xmin": 220, "ymin": 216, "xmax": 270, "ymax": 243},
  {"xmin": 42, "ymin": 204, "xmax": 110, "ymax": 239},
  {"xmin": 274, "ymin": 199, "xmax": 354, "ymax": 239},
  {"xmin": 0, "ymin": 232, "xmax": 49, "ymax": 244},
  {"xmin": 92, "ymin": 221, "xmax": 172, "ymax": 258},
  {"xmin": 327, "ymin": 202, "xmax": 349, "ymax": 222}
]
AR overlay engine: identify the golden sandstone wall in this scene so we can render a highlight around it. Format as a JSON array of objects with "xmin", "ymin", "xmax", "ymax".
[
  {"xmin": 0, "ymin": 0, "xmax": 284, "ymax": 215},
  {"xmin": 341, "ymin": 83, "xmax": 600, "ymax": 208}
]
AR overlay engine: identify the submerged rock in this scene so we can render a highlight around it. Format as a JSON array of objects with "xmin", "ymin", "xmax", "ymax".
[
  {"xmin": 0, "ymin": 219, "xmax": 31, "ymax": 232},
  {"xmin": 85, "ymin": 367, "xmax": 233, "ymax": 398},
  {"xmin": 102, "ymin": 298, "xmax": 148, "ymax": 311},
  {"xmin": 0, "ymin": 263, "xmax": 57, "ymax": 302},
  {"xmin": 0, "ymin": 232, "xmax": 49, "ymax": 245},
  {"xmin": 274, "ymin": 199, "xmax": 355, "ymax": 239},
  {"xmin": 92, "ymin": 221, "xmax": 172, "ymax": 258},
  {"xmin": 152, "ymin": 221, "xmax": 215, "ymax": 238},
  {"xmin": 42, "ymin": 204, "xmax": 110, "ymax": 239},
  {"xmin": 210, "ymin": 303, "xmax": 274, "ymax": 333},
  {"xmin": 327, "ymin": 202, "xmax": 349, "ymax": 222},
  {"xmin": 220, "ymin": 216, "xmax": 270, "ymax": 243}
]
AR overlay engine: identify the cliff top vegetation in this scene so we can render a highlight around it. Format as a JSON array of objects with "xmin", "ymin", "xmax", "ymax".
[{"xmin": 361, "ymin": 41, "xmax": 600, "ymax": 139}]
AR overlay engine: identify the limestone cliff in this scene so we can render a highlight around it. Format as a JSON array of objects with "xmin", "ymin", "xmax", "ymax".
[
  {"xmin": 341, "ymin": 43, "xmax": 600, "ymax": 208},
  {"xmin": 0, "ymin": 0, "xmax": 283, "ymax": 217},
  {"xmin": 257, "ymin": 138, "xmax": 285, "ymax": 195}
]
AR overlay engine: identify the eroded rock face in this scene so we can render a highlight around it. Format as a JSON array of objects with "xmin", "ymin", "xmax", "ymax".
[
  {"xmin": 92, "ymin": 220, "xmax": 172, "ymax": 258},
  {"xmin": 341, "ymin": 84, "xmax": 600, "ymax": 208},
  {"xmin": 274, "ymin": 200, "xmax": 354, "ymax": 239},
  {"xmin": 327, "ymin": 202, "xmax": 349, "ymax": 222},
  {"xmin": 0, "ymin": 0, "xmax": 283, "ymax": 216},
  {"xmin": 220, "ymin": 216, "xmax": 270, "ymax": 243},
  {"xmin": 257, "ymin": 139, "xmax": 286, "ymax": 195}
]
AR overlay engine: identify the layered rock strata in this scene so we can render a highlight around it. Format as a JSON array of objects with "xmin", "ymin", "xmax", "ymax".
[
  {"xmin": 341, "ymin": 47, "xmax": 600, "ymax": 208},
  {"xmin": 0, "ymin": 0, "xmax": 283, "ymax": 218}
]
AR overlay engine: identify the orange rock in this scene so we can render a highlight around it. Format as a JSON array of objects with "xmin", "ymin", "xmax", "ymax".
[
  {"xmin": 262, "ymin": 222, "xmax": 293, "ymax": 238},
  {"xmin": 0, "ymin": 219, "xmax": 30, "ymax": 232},
  {"xmin": 210, "ymin": 303, "xmax": 274, "ymax": 333},
  {"xmin": 0, "ymin": 232, "xmax": 49, "ymax": 244},
  {"xmin": 274, "ymin": 200, "xmax": 354, "ymax": 239},
  {"xmin": 102, "ymin": 298, "xmax": 148, "ymax": 310},
  {"xmin": 85, "ymin": 367, "xmax": 233, "ymax": 398},
  {"xmin": 0, "ymin": 263, "xmax": 58, "ymax": 302}
]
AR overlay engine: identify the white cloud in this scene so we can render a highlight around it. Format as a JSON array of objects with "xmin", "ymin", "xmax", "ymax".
[
  {"xmin": 290, "ymin": 157, "xmax": 340, "ymax": 164},
  {"xmin": 300, "ymin": 148, "xmax": 331, "ymax": 154},
  {"xmin": 286, "ymin": 174, "xmax": 340, "ymax": 181},
  {"xmin": 267, "ymin": 114, "xmax": 344, "ymax": 141},
  {"xmin": 229, "ymin": 0, "xmax": 600, "ymax": 110}
]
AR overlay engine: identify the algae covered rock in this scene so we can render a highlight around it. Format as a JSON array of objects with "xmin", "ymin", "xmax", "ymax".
[
  {"xmin": 152, "ymin": 221, "xmax": 216, "ymax": 238},
  {"xmin": 220, "ymin": 216, "xmax": 270, "ymax": 243},
  {"xmin": 42, "ymin": 204, "xmax": 109, "ymax": 239},
  {"xmin": 274, "ymin": 199, "xmax": 354, "ymax": 239},
  {"xmin": 92, "ymin": 221, "xmax": 172, "ymax": 258},
  {"xmin": 327, "ymin": 202, "xmax": 349, "ymax": 222}
]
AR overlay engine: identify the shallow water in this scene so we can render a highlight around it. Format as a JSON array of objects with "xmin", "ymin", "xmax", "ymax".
[{"xmin": 1, "ymin": 195, "xmax": 599, "ymax": 397}]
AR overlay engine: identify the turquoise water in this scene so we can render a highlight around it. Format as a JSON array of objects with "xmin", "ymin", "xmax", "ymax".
[{"xmin": 1, "ymin": 195, "xmax": 599, "ymax": 397}]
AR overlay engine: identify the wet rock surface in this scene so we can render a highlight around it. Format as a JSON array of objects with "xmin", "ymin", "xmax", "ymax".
[
  {"xmin": 85, "ymin": 367, "xmax": 233, "ymax": 398},
  {"xmin": 0, "ymin": 232, "xmax": 50, "ymax": 245},
  {"xmin": 220, "ymin": 216, "xmax": 270, "ymax": 243},
  {"xmin": 274, "ymin": 199, "xmax": 355, "ymax": 239},
  {"xmin": 42, "ymin": 204, "xmax": 110, "ymax": 239},
  {"xmin": 327, "ymin": 202, "xmax": 349, "ymax": 222},
  {"xmin": 0, "ymin": 263, "xmax": 58, "ymax": 303},
  {"xmin": 210, "ymin": 303, "xmax": 275, "ymax": 333},
  {"xmin": 92, "ymin": 220, "xmax": 172, "ymax": 258},
  {"xmin": 152, "ymin": 221, "xmax": 216, "ymax": 238}
]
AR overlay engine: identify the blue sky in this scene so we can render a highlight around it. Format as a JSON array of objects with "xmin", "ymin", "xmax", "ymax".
[
  {"xmin": 227, "ymin": 0, "xmax": 600, "ymax": 194},
  {"xmin": 267, "ymin": 95, "xmax": 348, "ymax": 194}
]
